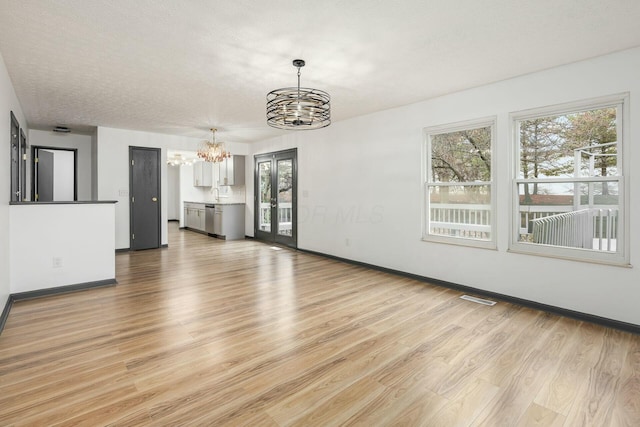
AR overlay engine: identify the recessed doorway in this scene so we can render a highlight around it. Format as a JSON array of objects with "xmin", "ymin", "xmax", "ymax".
[{"xmin": 31, "ymin": 146, "xmax": 78, "ymax": 202}]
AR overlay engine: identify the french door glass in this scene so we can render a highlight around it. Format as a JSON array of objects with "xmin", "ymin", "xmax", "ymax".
[
  {"xmin": 277, "ymin": 159, "xmax": 293, "ymax": 237},
  {"xmin": 258, "ymin": 160, "xmax": 272, "ymax": 233},
  {"xmin": 255, "ymin": 149, "xmax": 297, "ymax": 247}
]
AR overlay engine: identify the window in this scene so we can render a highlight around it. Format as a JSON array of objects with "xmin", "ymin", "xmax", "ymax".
[
  {"xmin": 511, "ymin": 94, "xmax": 628, "ymax": 265},
  {"xmin": 423, "ymin": 118, "xmax": 496, "ymax": 248}
]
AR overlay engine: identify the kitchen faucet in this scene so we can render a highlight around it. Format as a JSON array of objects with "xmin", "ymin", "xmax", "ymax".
[{"xmin": 212, "ymin": 187, "xmax": 220, "ymax": 201}]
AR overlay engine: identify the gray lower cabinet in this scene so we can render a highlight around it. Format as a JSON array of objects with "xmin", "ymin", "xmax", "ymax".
[
  {"xmin": 213, "ymin": 204, "xmax": 245, "ymax": 240},
  {"xmin": 184, "ymin": 203, "xmax": 206, "ymax": 232}
]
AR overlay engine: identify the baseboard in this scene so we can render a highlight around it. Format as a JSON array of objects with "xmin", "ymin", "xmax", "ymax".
[
  {"xmin": 0, "ymin": 278, "xmax": 117, "ymax": 335},
  {"xmin": 0, "ymin": 296, "xmax": 13, "ymax": 335},
  {"xmin": 297, "ymin": 248, "xmax": 640, "ymax": 336},
  {"xmin": 11, "ymin": 279, "xmax": 117, "ymax": 301},
  {"xmin": 116, "ymin": 244, "xmax": 168, "ymax": 253}
]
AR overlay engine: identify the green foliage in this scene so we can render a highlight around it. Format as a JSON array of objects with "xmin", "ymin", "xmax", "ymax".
[
  {"xmin": 519, "ymin": 107, "xmax": 617, "ymax": 195},
  {"xmin": 431, "ymin": 126, "xmax": 491, "ymax": 183}
]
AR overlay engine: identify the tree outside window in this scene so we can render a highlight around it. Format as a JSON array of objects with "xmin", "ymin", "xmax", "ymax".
[
  {"xmin": 424, "ymin": 119, "xmax": 495, "ymax": 248},
  {"xmin": 512, "ymin": 95, "xmax": 626, "ymax": 265}
]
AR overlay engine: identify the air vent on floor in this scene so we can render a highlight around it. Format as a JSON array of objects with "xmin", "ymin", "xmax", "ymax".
[{"xmin": 460, "ymin": 295, "xmax": 496, "ymax": 306}]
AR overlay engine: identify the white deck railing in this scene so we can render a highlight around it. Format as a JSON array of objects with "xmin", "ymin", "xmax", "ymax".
[
  {"xmin": 429, "ymin": 203, "xmax": 491, "ymax": 239},
  {"xmin": 429, "ymin": 203, "xmax": 618, "ymax": 251},
  {"xmin": 531, "ymin": 208, "xmax": 618, "ymax": 251},
  {"xmin": 519, "ymin": 206, "xmax": 572, "ymax": 234},
  {"xmin": 259, "ymin": 202, "xmax": 292, "ymax": 234}
]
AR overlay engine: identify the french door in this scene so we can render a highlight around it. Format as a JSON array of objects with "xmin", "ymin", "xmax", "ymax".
[{"xmin": 254, "ymin": 149, "xmax": 297, "ymax": 247}]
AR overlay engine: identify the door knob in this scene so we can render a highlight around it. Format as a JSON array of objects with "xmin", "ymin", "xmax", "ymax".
[{"xmin": 152, "ymin": 197, "xmax": 158, "ymax": 202}]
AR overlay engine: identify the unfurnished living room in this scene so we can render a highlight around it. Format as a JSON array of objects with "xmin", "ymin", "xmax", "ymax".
[{"xmin": 1, "ymin": 1, "xmax": 640, "ymax": 426}]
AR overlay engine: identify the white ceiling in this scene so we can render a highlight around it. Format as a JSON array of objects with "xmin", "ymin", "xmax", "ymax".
[{"xmin": 1, "ymin": 1, "xmax": 640, "ymax": 143}]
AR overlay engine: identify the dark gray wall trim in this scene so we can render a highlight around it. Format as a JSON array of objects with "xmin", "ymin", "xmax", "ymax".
[
  {"xmin": 0, "ymin": 297, "xmax": 13, "ymax": 335},
  {"xmin": 116, "ymin": 244, "xmax": 167, "ymax": 253},
  {"xmin": 298, "ymin": 248, "xmax": 640, "ymax": 336},
  {"xmin": 11, "ymin": 279, "xmax": 117, "ymax": 301},
  {"xmin": 0, "ymin": 279, "xmax": 116, "ymax": 335}
]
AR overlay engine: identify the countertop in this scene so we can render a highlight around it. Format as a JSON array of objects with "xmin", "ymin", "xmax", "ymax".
[{"xmin": 184, "ymin": 201, "xmax": 245, "ymax": 206}]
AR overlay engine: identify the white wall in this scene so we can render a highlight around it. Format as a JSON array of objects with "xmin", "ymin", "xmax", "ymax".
[
  {"xmin": 247, "ymin": 47, "xmax": 640, "ymax": 326},
  {"xmin": 47, "ymin": 149, "xmax": 75, "ymax": 200},
  {"xmin": 9, "ymin": 204, "xmax": 115, "ymax": 293},
  {"xmin": 167, "ymin": 164, "xmax": 180, "ymax": 220},
  {"xmin": 28, "ymin": 130, "xmax": 94, "ymax": 200},
  {"xmin": 96, "ymin": 127, "xmax": 249, "ymax": 249},
  {"xmin": 0, "ymin": 52, "xmax": 26, "ymax": 311}
]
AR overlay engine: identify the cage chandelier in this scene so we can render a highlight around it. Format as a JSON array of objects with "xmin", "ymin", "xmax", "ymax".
[
  {"xmin": 197, "ymin": 128, "xmax": 231, "ymax": 163},
  {"xmin": 266, "ymin": 59, "xmax": 331, "ymax": 130}
]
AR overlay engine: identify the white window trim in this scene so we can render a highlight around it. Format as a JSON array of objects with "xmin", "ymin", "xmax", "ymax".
[
  {"xmin": 508, "ymin": 93, "xmax": 630, "ymax": 266},
  {"xmin": 422, "ymin": 116, "xmax": 497, "ymax": 250}
]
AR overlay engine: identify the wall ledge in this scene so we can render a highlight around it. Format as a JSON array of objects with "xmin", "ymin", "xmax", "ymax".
[{"xmin": 10, "ymin": 200, "xmax": 117, "ymax": 205}]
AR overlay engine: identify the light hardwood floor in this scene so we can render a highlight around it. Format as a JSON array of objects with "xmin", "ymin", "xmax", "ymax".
[{"xmin": 1, "ymin": 223, "xmax": 639, "ymax": 426}]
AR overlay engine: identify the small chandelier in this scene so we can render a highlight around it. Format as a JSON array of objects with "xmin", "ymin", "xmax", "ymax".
[
  {"xmin": 266, "ymin": 59, "xmax": 330, "ymax": 130},
  {"xmin": 197, "ymin": 128, "xmax": 231, "ymax": 163},
  {"xmin": 166, "ymin": 153, "xmax": 195, "ymax": 166}
]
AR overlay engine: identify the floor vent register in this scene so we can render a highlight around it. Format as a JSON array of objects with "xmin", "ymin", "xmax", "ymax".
[{"xmin": 459, "ymin": 295, "xmax": 497, "ymax": 306}]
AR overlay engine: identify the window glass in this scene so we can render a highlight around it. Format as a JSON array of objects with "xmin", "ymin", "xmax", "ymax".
[
  {"xmin": 512, "ymin": 98, "xmax": 626, "ymax": 264},
  {"xmin": 424, "ymin": 120, "xmax": 495, "ymax": 247}
]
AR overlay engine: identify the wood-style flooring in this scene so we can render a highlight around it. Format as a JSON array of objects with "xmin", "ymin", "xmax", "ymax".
[{"xmin": 1, "ymin": 223, "xmax": 639, "ymax": 426}]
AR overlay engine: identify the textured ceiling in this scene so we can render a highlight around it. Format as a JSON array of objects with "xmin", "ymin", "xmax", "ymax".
[{"xmin": 1, "ymin": 0, "xmax": 640, "ymax": 143}]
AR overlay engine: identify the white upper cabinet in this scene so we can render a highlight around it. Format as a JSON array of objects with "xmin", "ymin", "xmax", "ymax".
[
  {"xmin": 193, "ymin": 161, "xmax": 213, "ymax": 187},
  {"xmin": 219, "ymin": 155, "xmax": 245, "ymax": 186}
]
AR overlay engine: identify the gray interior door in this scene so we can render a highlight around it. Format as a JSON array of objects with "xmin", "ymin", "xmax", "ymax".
[
  {"xmin": 130, "ymin": 146, "xmax": 161, "ymax": 250},
  {"xmin": 20, "ymin": 129, "xmax": 26, "ymax": 200},
  {"xmin": 254, "ymin": 149, "xmax": 297, "ymax": 248},
  {"xmin": 10, "ymin": 112, "xmax": 20, "ymax": 201},
  {"xmin": 36, "ymin": 149, "xmax": 54, "ymax": 202}
]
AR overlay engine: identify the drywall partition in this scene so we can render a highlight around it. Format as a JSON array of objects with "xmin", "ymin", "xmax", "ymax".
[
  {"xmin": 9, "ymin": 203, "xmax": 116, "ymax": 293},
  {"xmin": 28, "ymin": 130, "xmax": 94, "ymax": 200},
  {"xmin": 247, "ymin": 46, "xmax": 640, "ymax": 326},
  {"xmin": 0, "ymin": 52, "xmax": 26, "ymax": 315},
  {"xmin": 96, "ymin": 127, "xmax": 249, "ymax": 249}
]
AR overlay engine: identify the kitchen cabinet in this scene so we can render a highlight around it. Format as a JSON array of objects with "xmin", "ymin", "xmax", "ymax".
[
  {"xmin": 193, "ymin": 162, "xmax": 213, "ymax": 187},
  {"xmin": 213, "ymin": 204, "xmax": 245, "ymax": 240},
  {"xmin": 184, "ymin": 202, "xmax": 206, "ymax": 231},
  {"xmin": 218, "ymin": 155, "xmax": 245, "ymax": 186}
]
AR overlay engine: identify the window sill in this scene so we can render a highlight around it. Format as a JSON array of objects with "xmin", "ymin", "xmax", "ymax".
[
  {"xmin": 508, "ymin": 243, "xmax": 631, "ymax": 267},
  {"xmin": 421, "ymin": 235, "xmax": 497, "ymax": 250}
]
